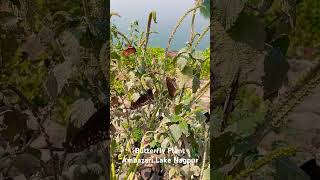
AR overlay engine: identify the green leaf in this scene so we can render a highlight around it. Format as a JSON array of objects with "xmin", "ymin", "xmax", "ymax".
[
  {"xmin": 70, "ymin": 98, "xmax": 96, "ymax": 128},
  {"xmin": 274, "ymin": 158, "xmax": 310, "ymax": 180},
  {"xmin": 211, "ymin": 132, "xmax": 236, "ymax": 168},
  {"xmin": 132, "ymin": 128, "xmax": 142, "ymax": 142},
  {"xmin": 24, "ymin": 147, "xmax": 42, "ymax": 160},
  {"xmin": 215, "ymin": 0, "xmax": 248, "ymax": 30},
  {"xmin": 271, "ymin": 34, "xmax": 290, "ymax": 55},
  {"xmin": 228, "ymin": 13, "xmax": 266, "ymax": 49},
  {"xmin": 1, "ymin": 110, "xmax": 28, "ymax": 142},
  {"xmin": 178, "ymin": 47, "xmax": 189, "ymax": 54},
  {"xmin": 170, "ymin": 124, "xmax": 182, "ymax": 142},
  {"xmin": 179, "ymin": 121, "xmax": 189, "ymax": 136},
  {"xmin": 192, "ymin": 50, "xmax": 204, "ymax": 60},
  {"xmin": 177, "ymin": 55, "xmax": 188, "ymax": 70},
  {"xmin": 258, "ymin": 0, "xmax": 274, "ymax": 13},
  {"xmin": 262, "ymin": 47, "xmax": 289, "ymax": 100},
  {"xmin": 169, "ymin": 115, "xmax": 183, "ymax": 123},
  {"xmin": 211, "ymin": 170, "xmax": 228, "ymax": 180},
  {"xmin": 195, "ymin": 111, "xmax": 207, "ymax": 122},
  {"xmin": 236, "ymin": 111, "xmax": 265, "ymax": 137},
  {"xmin": 175, "ymin": 104, "xmax": 183, "ymax": 114},
  {"xmin": 14, "ymin": 153, "xmax": 41, "ymax": 177},
  {"xmin": 192, "ymin": 76, "xmax": 201, "ymax": 93},
  {"xmin": 181, "ymin": 65, "xmax": 193, "ymax": 77}
]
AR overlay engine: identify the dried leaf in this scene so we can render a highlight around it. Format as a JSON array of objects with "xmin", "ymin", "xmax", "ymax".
[
  {"xmin": 166, "ymin": 77, "xmax": 177, "ymax": 97},
  {"xmin": 122, "ymin": 46, "xmax": 136, "ymax": 57},
  {"xmin": 130, "ymin": 89, "xmax": 154, "ymax": 109}
]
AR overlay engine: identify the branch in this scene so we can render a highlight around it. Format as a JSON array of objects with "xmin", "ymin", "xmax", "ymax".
[{"xmin": 2, "ymin": 85, "xmax": 59, "ymax": 180}]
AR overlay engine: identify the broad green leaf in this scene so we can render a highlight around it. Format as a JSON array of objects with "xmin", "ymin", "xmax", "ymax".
[
  {"xmin": 1, "ymin": 110, "xmax": 27, "ymax": 142},
  {"xmin": 274, "ymin": 158, "xmax": 310, "ymax": 180},
  {"xmin": 52, "ymin": 60, "xmax": 73, "ymax": 95},
  {"xmin": 181, "ymin": 65, "xmax": 193, "ymax": 77},
  {"xmin": 179, "ymin": 121, "xmax": 189, "ymax": 136},
  {"xmin": 195, "ymin": 111, "xmax": 207, "ymax": 122},
  {"xmin": 271, "ymin": 34, "xmax": 290, "ymax": 55},
  {"xmin": 24, "ymin": 147, "xmax": 42, "ymax": 160},
  {"xmin": 236, "ymin": 111, "xmax": 265, "ymax": 137},
  {"xmin": 70, "ymin": 98, "xmax": 96, "ymax": 128},
  {"xmin": 214, "ymin": 0, "xmax": 248, "ymax": 30},
  {"xmin": 14, "ymin": 153, "xmax": 40, "ymax": 177},
  {"xmin": 258, "ymin": 0, "xmax": 274, "ymax": 13},
  {"xmin": 262, "ymin": 47, "xmax": 289, "ymax": 100},
  {"xmin": 228, "ymin": 13, "xmax": 266, "ymax": 49},
  {"xmin": 192, "ymin": 76, "xmax": 201, "ymax": 93},
  {"xmin": 175, "ymin": 104, "xmax": 183, "ymax": 114},
  {"xmin": 170, "ymin": 124, "xmax": 182, "ymax": 142},
  {"xmin": 169, "ymin": 115, "xmax": 183, "ymax": 123},
  {"xmin": 211, "ymin": 132, "xmax": 236, "ymax": 168},
  {"xmin": 192, "ymin": 51, "xmax": 204, "ymax": 60},
  {"xmin": 177, "ymin": 55, "xmax": 188, "ymax": 70},
  {"xmin": 178, "ymin": 47, "xmax": 189, "ymax": 54}
]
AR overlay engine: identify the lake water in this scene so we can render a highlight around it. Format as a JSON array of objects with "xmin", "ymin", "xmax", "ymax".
[{"xmin": 111, "ymin": 0, "xmax": 210, "ymax": 50}]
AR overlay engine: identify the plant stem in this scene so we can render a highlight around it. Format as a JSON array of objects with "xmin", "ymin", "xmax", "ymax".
[
  {"xmin": 165, "ymin": 5, "xmax": 202, "ymax": 57},
  {"xmin": 193, "ymin": 25, "xmax": 210, "ymax": 49},
  {"xmin": 234, "ymin": 146, "xmax": 297, "ymax": 179},
  {"xmin": 189, "ymin": 7, "xmax": 197, "ymax": 45}
]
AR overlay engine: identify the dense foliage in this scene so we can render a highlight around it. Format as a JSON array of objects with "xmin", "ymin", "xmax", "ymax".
[
  {"xmin": 110, "ymin": 3, "xmax": 210, "ymax": 179},
  {"xmin": 213, "ymin": 0, "xmax": 320, "ymax": 179},
  {"xmin": 1, "ymin": 0, "xmax": 109, "ymax": 179}
]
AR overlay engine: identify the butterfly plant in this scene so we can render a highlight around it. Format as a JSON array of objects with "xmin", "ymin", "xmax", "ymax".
[{"xmin": 110, "ymin": 3, "xmax": 210, "ymax": 179}]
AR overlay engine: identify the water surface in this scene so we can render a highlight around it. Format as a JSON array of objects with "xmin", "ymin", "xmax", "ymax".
[{"xmin": 111, "ymin": 0, "xmax": 210, "ymax": 50}]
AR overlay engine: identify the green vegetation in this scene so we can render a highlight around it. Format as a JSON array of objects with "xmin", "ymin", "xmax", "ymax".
[
  {"xmin": 213, "ymin": 0, "xmax": 320, "ymax": 179},
  {"xmin": 110, "ymin": 2, "xmax": 210, "ymax": 179}
]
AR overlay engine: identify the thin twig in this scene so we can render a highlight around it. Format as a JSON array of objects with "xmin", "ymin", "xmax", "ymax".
[
  {"xmin": 189, "ymin": 7, "xmax": 197, "ymax": 45},
  {"xmin": 193, "ymin": 25, "xmax": 210, "ymax": 49},
  {"xmin": 114, "ymin": 30, "xmax": 131, "ymax": 45}
]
